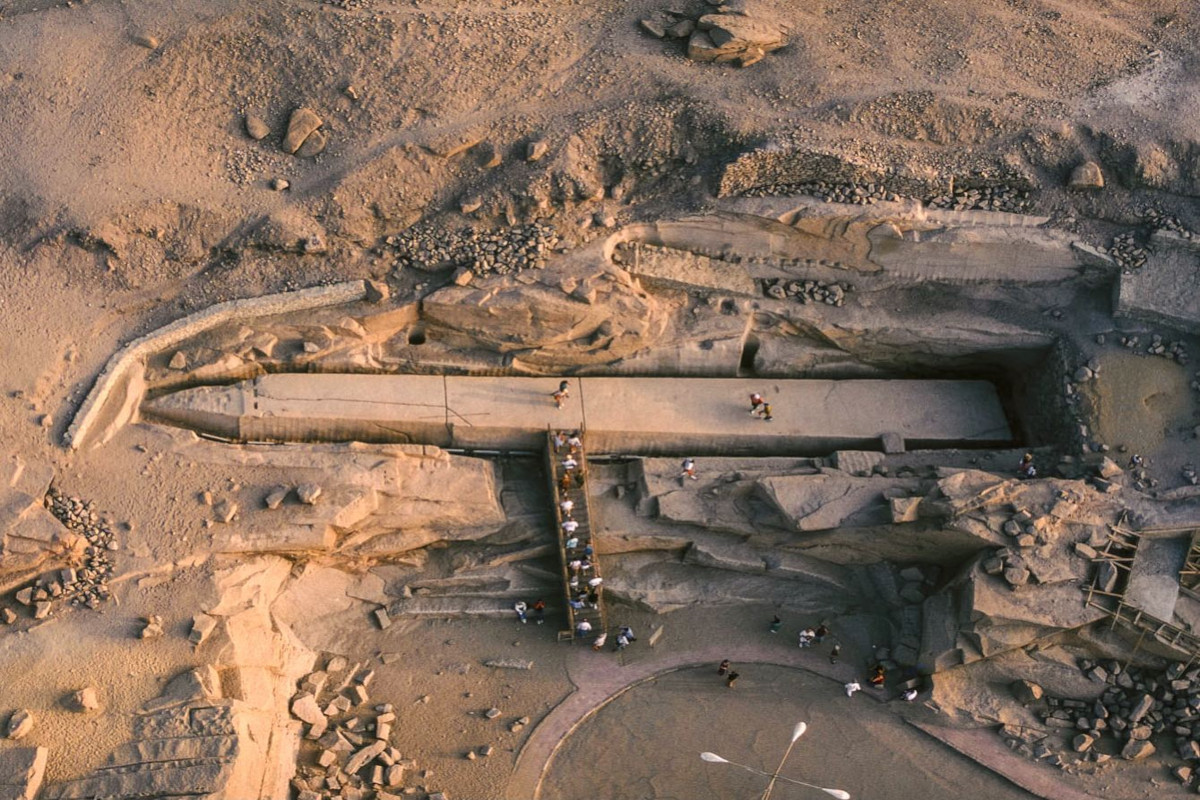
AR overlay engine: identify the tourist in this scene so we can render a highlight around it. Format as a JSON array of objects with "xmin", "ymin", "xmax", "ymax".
[
  {"xmin": 576, "ymin": 619, "xmax": 592, "ymax": 637},
  {"xmin": 726, "ymin": 671, "xmax": 740, "ymax": 688},
  {"xmin": 568, "ymin": 595, "xmax": 585, "ymax": 610},
  {"xmin": 798, "ymin": 628, "xmax": 815, "ymax": 648},
  {"xmin": 749, "ymin": 392, "xmax": 765, "ymax": 415},
  {"xmin": 814, "ymin": 624, "xmax": 829, "ymax": 643},
  {"xmin": 718, "ymin": 659, "xmax": 730, "ymax": 676},
  {"xmin": 844, "ymin": 681, "xmax": 861, "ymax": 697},
  {"xmin": 588, "ymin": 576, "xmax": 603, "ymax": 589},
  {"xmin": 562, "ymin": 518, "xmax": 579, "ymax": 535},
  {"xmin": 569, "ymin": 575, "xmax": 580, "ymax": 590},
  {"xmin": 579, "ymin": 558, "xmax": 592, "ymax": 573},
  {"xmin": 829, "ymin": 643, "xmax": 841, "ymax": 664},
  {"xmin": 560, "ymin": 498, "xmax": 574, "ymax": 516},
  {"xmin": 553, "ymin": 380, "xmax": 570, "ymax": 409},
  {"xmin": 1018, "ymin": 453, "xmax": 1036, "ymax": 479},
  {"xmin": 592, "ymin": 632, "xmax": 608, "ymax": 651},
  {"xmin": 615, "ymin": 632, "xmax": 630, "ymax": 651},
  {"xmin": 619, "ymin": 625, "xmax": 636, "ymax": 641},
  {"xmin": 759, "ymin": 402, "xmax": 773, "ymax": 422},
  {"xmin": 586, "ymin": 588, "xmax": 599, "ymax": 609},
  {"xmin": 553, "ymin": 431, "xmax": 567, "ymax": 451},
  {"xmin": 514, "ymin": 601, "xmax": 527, "ymax": 624},
  {"xmin": 565, "ymin": 535, "xmax": 579, "ymax": 550},
  {"xmin": 680, "ymin": 458, "xmax": 698, "ymax": 481},
  {"xmin": 533, "ymin": 598, "xmax": 546, "ymax": 625},
  {"xmin": 567, "ymin": 432, "xmax": 582, "ymax": 450},
  {"xmin": 869, "ymin": 664, "xmax": 885, "ymax": 689},
  {"xmin": 562, "ymin": 456, "xmax": 578, "ymax": 471},
  {"xmin": 560, "ymin": 473, "xmax": 572, "ymax": 493},
  {"xmin": 902, "ymin": 688, "xmax": 918, "ymax": 702},
  {"xmin": 569, "ymin": 558, "xmax": 583, "ymax": 575},
  {"xmin": 769, "ymin": 615, "xmax": 782, "ymax": 633},
  {"xmin": 583, "ymin": 543, "xmax": 594, "ymax": 558}
]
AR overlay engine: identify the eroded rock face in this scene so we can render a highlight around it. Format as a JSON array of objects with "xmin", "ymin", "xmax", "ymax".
[
  {"xmin": 44, "ymin": 558, "xmax": 314, "ymax": 800},
  {"xmin": 0, "ymin": 454, "xmax": 85, "ymax": 593},
  {"xmin": 422, "ymin": 264, "xmax": 669, "ymax": 366},
  {"xmin": 0, "ymin": 746, "xmax": 46, "ymax": 800},
  {"xmin": 688, "ymin": 10, "xmax": 788, "ymax": 66}
]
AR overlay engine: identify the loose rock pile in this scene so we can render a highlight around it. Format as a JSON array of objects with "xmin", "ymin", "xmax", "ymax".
[
  {"xmin": 1142, "ymin": 208, "xmax": 1195, "ymax": 239},
  {"xmin": 641, "ymin": 3, "xmax": 788, "ymax": 68},
  {"xmin": 926, "ymin": 185, "xmax": 1032, "ymax": 213},
  {"xmin": 1009, "ymin": 660, "xmax": 1200, "ymax": 781},
  {"xmin": 760, "ymin": 277, "xmax": 852, "ymax": 306},
  {"xmin": 387, "ymin": 222, "xmax": 560, "ymax": 277},
  {"xmin": 1116, "ymin": 333, "xmax": 1190, "ymax": 365},
  {"xmin": 742, "ymin": 181, "xmax": 897, "ymax": 204},
  {"xmin": 1105, "ymin": 232, "xmax": 1148, "ymax": 273},
  {"xmin": 10, "ymin": 489, "xmax": 117, "ymax": 613},
  {"xmin": 290, "ymin": 657, "xmax": 424, "ymax": 800}
]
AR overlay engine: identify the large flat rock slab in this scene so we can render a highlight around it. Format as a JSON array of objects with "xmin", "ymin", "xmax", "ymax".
[{"xmin": 145, "ymin": 375, "xmax": 1012, "ymax": 456}]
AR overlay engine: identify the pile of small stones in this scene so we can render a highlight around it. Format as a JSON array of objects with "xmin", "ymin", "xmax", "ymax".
[
  {"xmin": 1112, "ymin": 333, "xmax": 1190, "ymax": 364},
  {"xmin": 742, "ymin": 181, "xmax": 898, "ymax": 205},
  {"xmin": 1015, "ymin": 659, "xmax": 1200, "ymax": 780},
  {"xmin": 290, "ymin": 656, "xmax": 427, "ymax": 800},
  {"xmin": 44, "ymin": 489, "xmax": 117, "ymax": 609},
  {"xmin": 925, "ymin": 185, "xmax": 1032, "ymax": 213},
  {"xmin": 386, "ymin": 222, "xmax": 560, "ymax": 277},
  {"xmin": 1105, "ymin": 232, "xmax": 1149, "ymax": 273},
  {"xmin": 1142, "ymin": 208, "xmax": 1195, "ymax": 239},
  {"xmin": 760, "ymin": 277, "xmax": 852, "ymax": 306}
]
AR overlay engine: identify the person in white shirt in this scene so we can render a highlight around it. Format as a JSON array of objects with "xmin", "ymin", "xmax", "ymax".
[
  {"xmin": 560, "ymin": 498, "xmax": 574, "ymax": 516},
  {"xmin": 576, "ymin": 619, "xmax": 592, "ymax": 637},
  {"xmin": 562, "ymin": 519, "xmax": 579, "ymax": 534},
  {"xmin": 844, "ymin": 681, "xmax": 862, "ymax": 697},
  {"xmin": 562, "ymin": 457, "xmax": 578, "ymax": 471}
]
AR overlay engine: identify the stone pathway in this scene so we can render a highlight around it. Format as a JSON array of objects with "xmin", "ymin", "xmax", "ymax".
[{"xmin": 505, "ymin": 624, "xmax": 1092, "ymax": 800}]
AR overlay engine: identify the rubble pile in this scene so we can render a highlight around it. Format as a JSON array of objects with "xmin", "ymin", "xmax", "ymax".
[
  {"xmin": 1008, "ymin": 660, "xmax": 1200, "ymax": 780},
  {"xmin": 741, "ymin": 180, "xmax": 896, "ymax": 204},
  {"xmin": 386, "ymin": 222, "xmax": 560, "ymax": 277},
  {"xmin": 925, "ymin": 185, "xmax": 1032, "ymax": 213},
  {"xmin": 1112, "ymin": 332, "xmax": 1190, "ymax": 364},
  {"xmin": 43, "ymin": 489, "xmax": 117, "ymax": 609},
  {"xmin": 1105, "ymin": 232, "xmax": 1148, "ymax": 273},
  {"xmin": 760, "ymin": 277, "xmax": 852, "ymax": 306},
  {"xmin": 289, "ymin": 657, "xmax": 428, "ymax": 800},
  {"xmin": 1142, "ymin": 208, "xmax": 1195, "ymax": 239}
]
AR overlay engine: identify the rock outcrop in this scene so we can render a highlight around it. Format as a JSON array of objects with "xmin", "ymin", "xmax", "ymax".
[
  {"xmin": 0, "ymin": 747, "xmax": 47, "ymax": 800},
  {"xmin": 44, "ymin": 558, "xmax": 313, "ymax": 800},
  {"xmin": 0, "ymin": 454, "xmax": 84, "ymax": 593}
]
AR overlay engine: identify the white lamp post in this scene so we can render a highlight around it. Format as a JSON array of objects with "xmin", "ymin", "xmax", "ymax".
[{"xmin": 701, "ymin": 722, "xmax": 850, "ymax": 800}]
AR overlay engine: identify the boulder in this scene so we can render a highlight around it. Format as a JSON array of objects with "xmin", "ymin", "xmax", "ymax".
[
  {"xmin": 296, "ymin": 483, "xmax": 323, "ymax": 505},
  {"xmin": 292, "ymin": 693, "xmax": 325, "ymax": 726},
  {"xmin": 1011, "ymin": 679, "xmax": 1043, "ymax": 704},
  {"xmin": 5, "ymin": 709, "xmax": 33, "ymax": 740},
  {"xmin": 245, "ymin": 114, "xmax": 270, "ymax": 141},
  {"xmin": 688, "ymin": 12, "xmax": 787, "ymax": 63},
  {"xmin": 296, "ymin": 129, "xmax": 328, "ymax": 158},
  {"xmin": 1121, "ymin": 739, "xmax": 1155, "ymax": 760},
  {"xmin": 66, "ymin": 686, "xmax": 102, "ymax": 713},
  {"xmin": 1072, "ymin": 733, "xmax": 1095, "ymax": 752},
  {"xmin": 189, "ymin": 612, "xmax": 218, "ymax": 646},
  {"xmin": 1069, "ymin": 161, "xmax": 1104, "ymax": 190},
  {"xmin": 282, "ymin": 107, "xmax": 323, "ymax": 155},
  {"xmin": 525, "ymin": 139, "xmax": 548, "ymax": 162}
]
